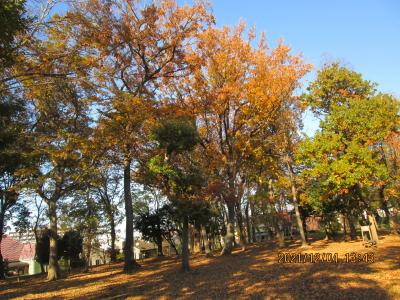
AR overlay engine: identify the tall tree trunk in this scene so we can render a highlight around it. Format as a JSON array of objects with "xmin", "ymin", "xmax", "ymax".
[
  {"xmin": 83, "ymin": 240, "xmax": 92, "ymax": 272},
  {"xmin": 342, "ymin": 214, "xmax": 348, "ymax": 240},
  {"xmin": 249, "ymin": 199, "xmax": 257, "ymax": 243},
  {"xmin": 275, "ymin": 214, "xmax": 285, "ymax": 247},
  {"xmin": 156, "ymin": 221, "xmax": 164, "ymax": 256},
  {"xmin": 110, "ymin": 217, "xmax": 117, "ymax": 262},
  {"xmin": 0, "ymin": 212, "xmax": 5, "ymax": 279},
  {"xmin": 235, "ymin": 202, "xmax": 246, "ymax": 248},
  {"xmin": 287, "ymin": 162, "xmax": 307, "ymax": 246},
  {"xmin": 173, "ymin": 244, "xmax": 179, "ymax": 255},
  {"xmin": 33, "ymin": 230, "xmax": 45, "ymax": 273},
  {"xmin": 123, "ymin": 156, "xmax": 135, "ymax": 272},
  {"xmin": 389, "ymin": 210, "xmax": 399, "ymax": 234},
  {"xmin": 181, "ymin": 215, "xmax": 190, "ymax": 272},
  {"xmin": 47, "ymin": 200, "xmax": 61, "ymax": 281},
  {"xmin": 379, "ymin": 185, "xmax": 398, "ymax": 233},
  {"xmin": 378, "ymin": 185, "xmax": 388, "ymax": 223},
  {"xmin": 189, "ymin": 225, "xmax": 195, "ymax": 253},
  {"xmin": 168, "ymin": 239, "xmax": 179, "ymax": 255},
  {"xmin": 201, "ymin": 226, "xmax": 211, "ymax": 256},
  {"xmin": 324, "ymin": 221, "xmax": 334, "ymax": 240},
  {"xmin": 220, "ymin": 204, "xmax": 227, "ymax": 245},
  {"xmin": 347, "ymin": 214, "xmax": 357, "ymax": 240},
  {"xmin": 221, "ymin": 201, "xmax": 235, "ymax": 255},
  {"xmin": 40, "ymin": 263, "xmax": 45, "ymax": 274},
  {"xmin": 302, "ymin": 217, "xmax": 308, "ymax": 241},
  {"xmin": 245, "ymin": 200, "xmax": 252, "ymax": 244}
]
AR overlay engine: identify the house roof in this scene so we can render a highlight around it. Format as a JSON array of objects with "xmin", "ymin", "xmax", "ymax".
[{"xmin": 1, "ymin": 235, "xmax": 35, "ymax": 262}]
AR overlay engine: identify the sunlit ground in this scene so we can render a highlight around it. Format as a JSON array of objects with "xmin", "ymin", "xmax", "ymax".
[{"xmin": 1, "ymin": 234, "xmax": 399, "ymax": 300}]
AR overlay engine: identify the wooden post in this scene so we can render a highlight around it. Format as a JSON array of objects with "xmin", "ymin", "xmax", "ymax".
[{"xmin": 368, "ymin": 214, "xmax": 379, "ymax": 242}]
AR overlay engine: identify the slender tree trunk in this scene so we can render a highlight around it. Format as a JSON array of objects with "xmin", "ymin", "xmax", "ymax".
[
  {"xmin": 201, "ymin": 225, "xmax": 212, "ymax": 256},
  {"xmin": 342, "ymin": 214, "xmax": 348, "ymax": 240},
  {"xmin": 245, "ymin": 200, "xmax": 251, "ymax": 244},
  {"xmin": 379, "ymin": 186, "xmax": 398, "ymax": 233},
  {"xmin": 0, "ymin": 213, "xmax": 5, "ymax": 279},
  {"xmin": 235, "ymin": 202, "xmax": 246, "ymax": 248},
  {"xmin": 275, "ymin": 214, "xmax": 285, "ymax": 247},
  {"xmin": 302, "ymin": 217, "xmax": 308, "ymax": 241},
  {"xmin": 389, "ymin": 209, "xmax": 399, "ymax": 234},
  {"xmin": 249, "ymin": 199, "xmax": 257, "ymax": 243},
  {"xmin": 123, "ymin": 156, "xmax": 135, "ymax": 272},
  {"xmin": 379, "ymin": 185, "xmax": 390, "ymax": 224},
  {"xmin": 156, "ymin": 221, "xmax": 164, "ymax": 256},
  {"xmin": 220, "ymin": 206, "xmax": 227, "ymax": 245},
  {"xmin": 47, "ymin": 200, "xmax": 61, "ymax": 281},
  {"xmin": 324, "ymin": 221, "xmax": 334, "ymax": 240},
  {"xmin": 33, "ymin": 230, "xmax": 45, "ymax": 273},
  {"xmin": 83, "ymin": 240, "xmax": 92, "ymax": 272},
  {"xmin": 221, "ymin": 201, "xmax": 235, "ymax": 255},
  {"xmin": 181, "ymin": 215, "xmax": 190, "ymax": 272},
  {"xmin": 287, "ymin": 163, "xmax": 307, "ymax": 246},
  {"xmin": 346, "ymin": 214, "xmax": 357, "ymax": 240},
  {"xmin": 217, "ymin": 235, "xmax": 223, "ymax": 249},
  {"xmin": 195, "ymin": 227, "xmax": 201, "ymax": 253},
  {"xmin": 189, "ymin": 225, "xmax": 195, "ymax": 253},
  {"xmin": 40, "ymin": 263, "xmax": 45, "ymax": 274},
  {"xmin": 110, "ymin": 217, "xmax": 117, "ymax": 262},
  {"xmin": 170, "ymin": 241, "xmax": 179, "ymax": 255}
]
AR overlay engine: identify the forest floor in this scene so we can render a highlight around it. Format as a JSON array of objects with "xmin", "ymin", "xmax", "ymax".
[{"xmin": 1, "ymin": 234, "xmax": 399, "ymax": 300}]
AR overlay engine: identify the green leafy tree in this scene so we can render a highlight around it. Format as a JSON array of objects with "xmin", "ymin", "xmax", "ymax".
[
  {"xmin": 146, "ymin": 117, "xmax": 206, "ymax": 271},
  {"xmin": 0, "ymin": 89, "xmax": 32, "ymax": 279},
  {"xmin": 60, "ymin": 230, "xmax": 83, "ymax": 263},
  {"xmin": 304, "ymin": 62, "xmax": 376, "ymax": 116},
  {"xmin": 298, "ymin": 94, "xmax": 399, "ymax": 239},
  {"xmin": 0, "ymin": 1, "xmax": 31, "ymax": 276},
  {"xmin": 12, "ymin": 204, "xmax": 31, "ymax": 236},
  {"xmin": 0, "ymin": 0, "xmax": 28, "ymax": 69},
  {"xmin": 35, "ymin": 228, "xmax": 65, "ymax": 269},
  {"xmin": 134, "ymin": 204, "xmax": 181, "ymax": 256}
]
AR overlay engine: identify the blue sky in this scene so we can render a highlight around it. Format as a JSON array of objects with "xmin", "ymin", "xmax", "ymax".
[
  {"xmin": 206, "ymin": 1, "xmax": 400, "ymax": 95},
  {"xmin": 180, "ymin": 0, "xmax": 400, "ymax": 134}
]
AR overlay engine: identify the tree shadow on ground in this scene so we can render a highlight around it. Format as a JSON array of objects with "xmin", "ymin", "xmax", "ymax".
[{"xmin": 0, "ymin": 235, "xmax": 398, "ymax": 299}]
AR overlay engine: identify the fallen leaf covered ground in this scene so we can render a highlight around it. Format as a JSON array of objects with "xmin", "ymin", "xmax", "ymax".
[{"xmin": 1, "ymin": 234, "xmax": 399, "ymax": 300}]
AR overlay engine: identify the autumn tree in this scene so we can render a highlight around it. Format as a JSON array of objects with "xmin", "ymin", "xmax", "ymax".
[
  {"xmin": 61, "ymin": 0, "xmax": 213, "ymax": 272},
  {"xmin": 21, "ymin": 74, "xmax": 94, "ymax": 280},
  {"xmin": 60, "ymin": 186, "xmax": 106, "ymax": 272},
  {"xmin": 272, "ymin": 98, "xmax": 309, "ymax": 245},
  {"xmin": 91, "ymin": 164, "xmax": 123, "ymax": 262},
  {"xmin": 182, "ymin": 23, "xmax": 310, "ymax": 254}
]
